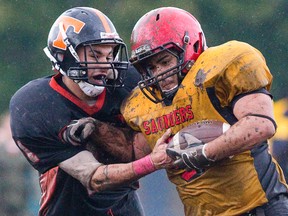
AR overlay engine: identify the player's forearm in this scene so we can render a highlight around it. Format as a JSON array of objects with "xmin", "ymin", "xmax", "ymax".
[
  {"xmin": 89, "ymin": 122, "xmax": 136, "ymax": 162},
  {"xmin": 132, "ymin": 132, "xmax": 152, "ymax": 160},
  {"xmin": 90, "ymin": 129, "xmax": 173, "ymax": 192},
  {"xmin": 88, "ymin": 128, "xmax": 151, "ymax": 162},
  {"xmin": 90, "ymin": 155, "xmax": 156, "ymax": 192},
  {"xmin": 63, "ymin": 117, "xmax": 152, "ymax": 162},
  {"xmin": 204, "ymin": 115, "xmax": 275, "ymax": 161},
  {"xmin": 63, "ymin": 117, "xmax": 136, "ymax": 162},
  {"xmin": 59, "ymin": 151, "xmax": 158, "ymax": 193},
  {"xmin": 205, "ymin": 93, "xmax": 276, "ymax": 161}
]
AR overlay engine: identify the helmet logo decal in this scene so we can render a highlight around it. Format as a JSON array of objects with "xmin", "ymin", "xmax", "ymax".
[
  {"xmin": 132, "ymin": 44, "xmax": 151, "ymax": 56},
  {"xmin": 53, "ymin": 16, "xmax": 85, "ymax": 50}
]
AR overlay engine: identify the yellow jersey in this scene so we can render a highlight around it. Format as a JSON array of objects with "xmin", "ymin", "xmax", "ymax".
[{"xmin": 121, "ymin": 41, "xmax": 287, "ymax": 215}]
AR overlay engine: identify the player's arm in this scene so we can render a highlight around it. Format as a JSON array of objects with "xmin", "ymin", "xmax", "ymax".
[
  {"xmin": 61, "ymin": 117, "xmax": 151, "ymax": 162},
  {"xmin": 166, "ymin": 92, "xmax": 276, "ymax": 171},
  {"xmin": 59, "ymin": 129, "xmax": 172, "ymax": 193},
  {"xmin": 204, "ymin": 92, "xmax": 276, "ymax": 161}
]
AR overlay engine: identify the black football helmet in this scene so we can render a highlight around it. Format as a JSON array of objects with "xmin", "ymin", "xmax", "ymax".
[{"xmin": 43, "ymin": 7, "xmax": 129, "ymax": 87}]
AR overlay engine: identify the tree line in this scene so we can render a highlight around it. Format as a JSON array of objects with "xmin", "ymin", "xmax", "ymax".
[{"xmin": 1, "ymin": 0, "xmax": 287, "ymax": 114}]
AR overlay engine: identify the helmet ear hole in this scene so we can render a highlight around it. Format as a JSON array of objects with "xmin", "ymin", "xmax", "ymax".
[
  {"xmin": 60, "ymin": 51, "xmax": 78, "ymax": 73},
  {"xmin": 56, "ymin": 53, "xmax": 64, "ymax": 62},
  {"xmin": 193, "ymin": 41, "xmax": 199, "ymax": 53}
]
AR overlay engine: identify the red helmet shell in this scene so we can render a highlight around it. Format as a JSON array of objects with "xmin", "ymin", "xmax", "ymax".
[{"xmin": 130, "ymin": 7, "xmax": 206, "ymax": 73}]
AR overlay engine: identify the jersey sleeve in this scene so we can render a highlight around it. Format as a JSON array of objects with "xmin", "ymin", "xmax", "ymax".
[
  {"xmin": 215, "ymin": 44, "xmax": 273, "ymax": 107},
  {"xmin": 9, "ymin": 83, "xmax": 84, "ymax": 174},
  {"xmin": 15, "ymin": 137, "xmax": 84, "ymax": 174}
]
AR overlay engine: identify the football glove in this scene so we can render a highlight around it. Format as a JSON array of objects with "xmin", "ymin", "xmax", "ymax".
[
  {"xmin": 166, "ymin": 135, "xmax": 215, "ymax": 173},
  {"xmin": 63, "ymin": 117, "xmax": 97, "ymax": 146}
]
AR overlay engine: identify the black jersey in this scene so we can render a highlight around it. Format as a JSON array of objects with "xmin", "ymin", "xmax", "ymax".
[{"xmin": 9, "ymin": 67, "xmax": 143, "ymax": 216}]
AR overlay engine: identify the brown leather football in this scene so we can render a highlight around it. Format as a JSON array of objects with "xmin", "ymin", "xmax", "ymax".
[{"xmin": 168, "ymin": 120, "xmax": 230, "ymax": 150}]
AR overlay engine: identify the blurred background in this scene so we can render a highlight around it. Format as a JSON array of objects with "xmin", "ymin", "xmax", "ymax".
[{"xmin": 0, "ymin": 0, "xmax": 287, "ymax": 215}]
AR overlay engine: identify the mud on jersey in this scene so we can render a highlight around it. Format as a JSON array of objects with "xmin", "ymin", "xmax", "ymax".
[{"xmin": 121, "ymin": 41, "xmax": 288, "ymax": 215}]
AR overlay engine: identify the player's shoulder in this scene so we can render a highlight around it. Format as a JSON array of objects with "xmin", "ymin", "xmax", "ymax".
[
  {"xmin": 11, "ymin": 76, "xmax": 51, "ymax": 98},
  {"xmin": 185, "ymin": 40, "xmax": 272, "ymax": 106},
  {"xmin": 207, "ymin": 40, "xmax": 265, "ymax": 66},
  {"xmin": 120, "ymin": 83, "xmax": 156, "ymax": 123},
  {"xmin": 10, "ymin": 76, "xmax": 52, "ymax": 111},
  {"xmin": 9, "ymin": 75, "xmax": 69, "ymax": 138},
  {"xmin": 190, "ymin": 40, "xmax": 268, "ymax": 80},
  {"xmin": 207, "ymin": 40, "xmax": 262, "ymax": 56},
  {"xmin": 219, "ymin": 40, "xmax": 256, "ymax": 50},
  {"xmin": 121, "ymin": 85, "xmax": 142, "ymax": 109}
]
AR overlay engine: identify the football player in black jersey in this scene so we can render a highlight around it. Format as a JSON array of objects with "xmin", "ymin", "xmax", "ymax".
[{"xmin": 9, "ymin": 7, "xmax": 172, "ymax": 216}]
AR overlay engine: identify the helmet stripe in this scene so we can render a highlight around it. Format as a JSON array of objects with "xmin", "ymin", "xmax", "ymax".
[{"xmin": 92, "ymin": 9, "xmax": 112, "ymax": 33}]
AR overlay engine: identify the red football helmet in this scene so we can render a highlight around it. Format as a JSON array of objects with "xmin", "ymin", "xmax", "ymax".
[
  {"xmin": 130, "ymin": 7, "xmax": 207, "ymax": 103},
  {"xmin": 43, "ymin": 7, "xmax": 129, "ymax": 88}
]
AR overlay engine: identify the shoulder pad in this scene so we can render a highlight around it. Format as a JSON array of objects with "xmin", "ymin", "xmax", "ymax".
[{"xmin": 189, "ymin": 40, "xmax": 273, "ymax": 106}]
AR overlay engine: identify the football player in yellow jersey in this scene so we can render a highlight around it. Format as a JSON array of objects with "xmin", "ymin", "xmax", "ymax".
[{"xmin": 121, "ymin": 7, "xmax": 288, "ymax": 215}]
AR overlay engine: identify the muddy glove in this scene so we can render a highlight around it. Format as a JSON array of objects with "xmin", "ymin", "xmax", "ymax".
[
  {"xmin": 167, "ymin": 143, "xmax": 214, "ymax": 173},
  {"xmin": 63, "ymin": 117, "xmax": 97, "ymax": 146}
]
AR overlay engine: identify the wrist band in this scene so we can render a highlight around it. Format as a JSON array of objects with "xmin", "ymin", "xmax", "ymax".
[
  {"xmin": 132, "ymin": 155, "xmax": 156, "ymax": 176},
  {"xmin": 202, "ymin": 144, "xmax": 216, "ymax": 162}
]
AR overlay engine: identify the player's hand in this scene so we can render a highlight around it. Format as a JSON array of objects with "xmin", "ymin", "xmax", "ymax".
[
  {"xmin": 166, "ymin": 135, "xmax": 215, "ymax": 173},
  {"xmin": 63, "ymin": 117, "xmax": 97, "ymax": 146},
  {"xmin": 150, "ymin": 129, "xmax": 174, "ymax": 169}
]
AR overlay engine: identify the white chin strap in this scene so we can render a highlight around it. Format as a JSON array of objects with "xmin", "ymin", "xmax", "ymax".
[{"xmin": 78, "ymin": 81, "xmax": 105, "ymax": 97}]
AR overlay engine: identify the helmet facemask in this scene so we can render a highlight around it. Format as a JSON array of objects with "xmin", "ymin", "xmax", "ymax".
[
  {"xmin": 66, "ymin": 40, "xmax": 128, "ymax": 89},
  {"xmin": 132, "ymin": 42, "xmax": 189, "ymax": 104}
]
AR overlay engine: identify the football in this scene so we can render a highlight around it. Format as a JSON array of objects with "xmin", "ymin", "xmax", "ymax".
[{"xmin": 168, "ymin": 120, "xmax": 230, "ymax": 151}]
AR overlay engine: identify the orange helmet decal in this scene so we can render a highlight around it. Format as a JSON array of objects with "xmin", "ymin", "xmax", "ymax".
[{"xmin": 53, "ymin": 16, "xmax": 85, "ymax": 50}]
